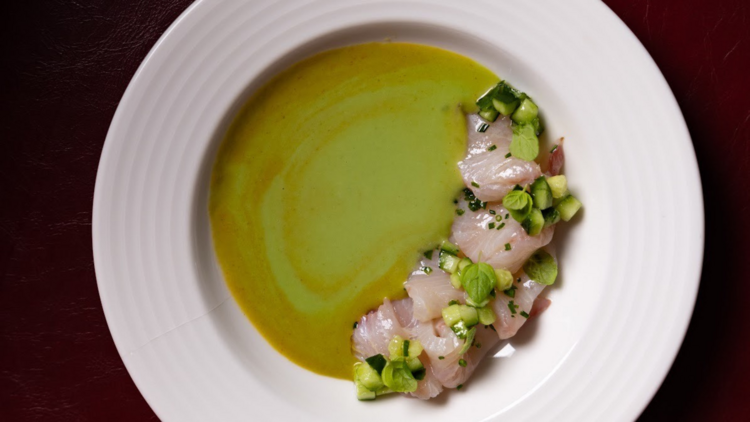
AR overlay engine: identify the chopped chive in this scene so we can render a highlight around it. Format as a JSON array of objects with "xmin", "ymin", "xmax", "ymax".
[
  {"xmin": 423, "ymin": 266, "xmax": 433, "ymax": 274},
  {"xmin": 520, "ymin": 311, "xmax": 530, "ymax": 319},
  {"xmin": 489, "ymin": 222, "xmax": 496, "ymax": 229},
  {"xmin": 353, "ymin": 321, "xmax": 358, "ymax": 329},
  {"xmin": 508, "ymin": 300, "xmax": 518, "ymax": 314},
  {"xmin": 505, "ymin": 214, "xmax": 509, "ymax": 219},
  {"xmin": 489, "ymin": 209, "xmax": 496, "ymax": 215},
  {"xmin": 497, "ymin": 222, "xmax": 505, "ymax": 230},
  {"xmin": 477, "ymin": 123, "xmax": 489, "ymax": 133},
  {"xmin": 471, "ymin": 181, "xmax": 480, "ymax": 188},
  {"xmin": 495, "ymin": 215, "xmax": 502, "ymax": 222},
  {"xmin": 457, "ymin": 384, "xmax": 464, "ymax": 390},
  {"xmin": 481, "ymin": 201, "xmax": 487, "ymax": 209},
  {"xmin": 458, "ymin": 359, "xmax": 467, "ymax": 367},
  {"xmin": 456, "ymin": 209, "xmax": 465, "ymax": 216},
  {"xmin": 505, "ymin": 152, "xmax": 512, "ymax": 158},
  {"xmin": 503, "ymin": 287, "xmax": 516, "ymax": 298},
  {"xmin": 550, "ymin": 145, "xmax": 558, "ymax": 153},
  {"xmin": 424, "ymin": 250, "xmax": 433, "ymax": 260},
  {"xmin": 448, "ymin": 300, "xmax": 459, "ymax": 306},
  {"xmin": 488, "ymin": 144, "xmax": 497, "ymax": 151},
  {"xmin": 476, "ymin": 343, "xmax": 482, "ymax": 349},
  {"xmin": 505, "ymin": 243, "xmax": 512, "ymax": 251},
  {"xmin": 489, "ymin": 325, "xmax": 497, "ymax": 332},
  {"xmin": 438, "ymin": 356, "xmax": 445, "ymax": 360},
  {"xmin": 403, "ymin": 340, "xmax": 410, "ymax": 357}
]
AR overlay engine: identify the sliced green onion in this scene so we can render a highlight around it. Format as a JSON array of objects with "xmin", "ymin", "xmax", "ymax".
[
  {"xmin": 487, "ymin": 144, "xmax": 497, "ymax": 151},
  {"xmin": 504, "ymin": 243, "xmax": 512, "ymax": 251},
  {"xmin": 458, "ymin": 359, "xmax": 467, "ymax": 367}
]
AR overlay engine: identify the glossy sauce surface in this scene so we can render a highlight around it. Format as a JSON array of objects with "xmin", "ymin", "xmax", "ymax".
[{"xmin": 209, "ymin": 42, "xmax": 496, "ymax": 378}]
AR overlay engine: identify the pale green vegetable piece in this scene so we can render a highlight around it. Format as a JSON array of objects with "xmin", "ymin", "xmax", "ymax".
[
  {"xmin": 547, "ymin": 175, "xmax": 568, "ymax": 199},
  {"xmin": 494, "ymin": 268, "xmax": 513, "ymax": 291},
  {"xmin": 460, "ymin": 263, "xmax": 498, "ymax": 305},
  {"xmin": 381, "ymin": 359, "xmax": 418, "ymax": 393},
  {"xmin": 442, "ymin": 304, "xmax": 462, "ymax": 327},
  {"xmin": 510, "ymin": 123, "xmax": 539, "ymax": 161},
  {"xmin": 477, "ymin": 306, "xmax": 496, "ymax": 325},
  {"xmin": 354, "ymin": 362, "xmax": 384, "ymax": 391},
  {"xmin": 555, "ymin": 195, "xmax": 582, "ymax": 221},
  {"xmin": 387, "ymin": 335, "xmax": 404, "ymax": 359},
  {"xmin": 502, "ymin": 190, "xmax": 533, "ymax": 222},
  {"xmin": 523, "ymin": 250, "xmax": 558, "ymax": 286},
  {"xmin": 458, "ymin": 327, "xmax": 477, "ymax": 355}
]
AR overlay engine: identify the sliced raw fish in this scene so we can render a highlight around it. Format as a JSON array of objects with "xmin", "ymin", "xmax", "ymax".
[
  {"xmin": 451, "ymin": 199, "xmax": 554, "ymax": 273},
  {"xmin": 458, "ymin": 114, "xmax": 542, "ymax": 202},
  {"xmin": 491, "ymin": 263, "xmax": 553, "ymax": 339}
]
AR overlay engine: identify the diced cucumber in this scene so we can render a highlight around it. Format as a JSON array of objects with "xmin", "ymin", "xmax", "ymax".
[
  {"xmin": 439, "ymin": 251, "xmax": 461, "ymax": 274},
  {"xmin": 388, "ymin": 335, "xmax": 405, "ymax": 358},
  {"xmin": 531, "ymin": 116, "xmax": 544, "ymax": 136},
  {"xmin": 476, "ymin": 84, "xmax": 499, "ymax": 110},
  {"xmin": 530, "ymin": 176, "xmax": 553, "ymax": 210},
  {"xmin": 492, "ymin": 81, "xmax": 522, "ymax": 116},
  {"xmin": 479, "ymin": 108, "xmax": 499, "ymax": 122},
  {"xmin": 355, "ymin": 361, "xmax": 384, "ymax": 391},
  {"xmin": 458, "ymin": 327, "xmax": 477, "ymax": 355},
  {"xmin": 547, "ymin": 175, "xmax": 568, "ymax": 199},
  {"xmin": 556, "ymin": 195, "xmax": 582, "ymax": 221},
  {"xmin": 542, "ymin": 207, "xmax": 561, "ymax": 227},
  {"xmin": 451, "ymin": 320, "xmax": 469, "ymax": 339},
  {"xmin": 406, "ymin": 356, "xmax": 424, "ymax": 372},
  {"xmin": 356, "ymin": 381, "xmax": 376, "ymax": 401},
  {"xmin": 365, "ymin": 354, "xmax": 387, "ymax": 375},
  {"xmin": 511, "ymin": 97, "xmax": 539, "ymax": 124},
  {"xmin": 440, "ymin": 241, "xmax": 460, "ymax": 256},
  {"xmin": 459, "ymin": 305, "xmax": 479, "ymax": 327},
  {"xmin": 457, "ymin": 257, "xmax": 473, "ymax": 274},
  {"xmin": 407, "ymin": 339, "xmax": 423, "ymax": 357},
  {"xmin": 494, "ymin": 268, "xmax": 513, "ymax": 291},
  {"xmin": 477, "ymin": 307, "xmax": 496, "ymax": 325},
  {"xmin": 492, "ymin": 98, "xmax": 519, "ymax": 116},
  {"xmin": 450, "ymin": 272, "xmax": 462, "ymax": 289},
  {"xmin": 442, "ymin": 304, "xmax": 462, "ymax": 327},
  {"xmin": 522, "ymin": 208, "xmax": 545, "ymax": 236}
]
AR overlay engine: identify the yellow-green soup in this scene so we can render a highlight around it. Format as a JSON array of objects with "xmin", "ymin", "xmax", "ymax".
[{"xmin": 209, "ymin": 42, "xmax": 497, "ymax": 379}]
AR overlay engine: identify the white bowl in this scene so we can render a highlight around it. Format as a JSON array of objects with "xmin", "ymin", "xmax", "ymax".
[{"xmin": 93, "ymin": 1, "xmax": 703, "ymax": 420}]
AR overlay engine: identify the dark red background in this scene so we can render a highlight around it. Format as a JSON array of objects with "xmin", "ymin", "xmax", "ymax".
[{"xmin": 2, "ymin": 1, "xmax": 748, "ymax": 420}]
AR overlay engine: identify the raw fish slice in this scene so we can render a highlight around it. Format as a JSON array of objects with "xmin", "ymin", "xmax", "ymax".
[
  {"xmin": 406, "ymin": 270, "xmax": 465, "ymax": 322},
  {"xmin": 410, "ymin": 361, "xmax": 444, "ymax": 400},
  {"xmin": 491, "ymin": 270, "xmax": 548, "ymax": 340},
  {"xmin": 393, "ymin": 299, "xmax": 498, "ymax": 389},
  {"xmin": 459, "ymin": 114, "xmax": 542, "ymax": 202},
  {"xmin": 546, "ymin": 140, "xmax": 565, "ymax": 176},
  {"xmin": 352, "ymin": 298, "xmax": 410, "ymax": 361},
  {"xmin": 451, "ymin": 199, "xmax": 554, "ymax": 273},
  {"xmin": 390, "ymin": 300, "xmax": 446, "ymax": 399},
  {"xmin": 353, "ymin": 299, "xmax": 444, "ymax": 399},
  {"xmin": 413, "ymin": 320, "xmax": 499, "ymax": 388}
]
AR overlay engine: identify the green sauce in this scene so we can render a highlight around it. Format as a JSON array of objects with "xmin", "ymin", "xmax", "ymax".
[{"xmin": 209, "ymin": 42, "xmax": 497, "ymax": 379}]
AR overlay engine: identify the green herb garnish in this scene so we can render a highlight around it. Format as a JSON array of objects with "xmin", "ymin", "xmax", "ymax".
[{"xmin": 523, "ymin": 249, "xmax": 558, "ymax": 285}]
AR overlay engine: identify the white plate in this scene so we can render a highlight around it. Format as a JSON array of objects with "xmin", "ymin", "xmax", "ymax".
[{"xmin": 93, "ymin": 1, "xmax": 703, "ymax": 420}]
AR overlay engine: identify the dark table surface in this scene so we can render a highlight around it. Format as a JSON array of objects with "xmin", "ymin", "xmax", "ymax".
[{"xmin": 2, "ymin": 0, "xmax": 749, "ymax": 420}]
